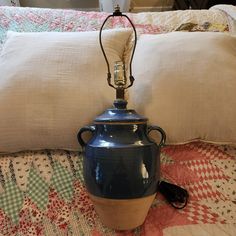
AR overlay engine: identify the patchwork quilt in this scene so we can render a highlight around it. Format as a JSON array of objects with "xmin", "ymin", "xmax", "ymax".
[
  {"xmin": 0, "ymin": 6, "xmax": 230, "ymax": 45},
  {"xmin": 0, "ymin": 142, "xmax": 235, "ymax": 235}
]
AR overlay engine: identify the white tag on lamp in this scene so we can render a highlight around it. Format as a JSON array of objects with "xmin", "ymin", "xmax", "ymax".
[
  {"xmin": 99, "ymin": 0, "xmax": 131, "ymax": 12},
  {"xmin": 0, "ymin": 0, "xmax": 20, "ymax": 6}
]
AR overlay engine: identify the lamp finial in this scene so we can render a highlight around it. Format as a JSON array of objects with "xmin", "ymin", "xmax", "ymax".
[{"xmin": 113, "ymin": 4, "xmax": 122, "ymax": 16}]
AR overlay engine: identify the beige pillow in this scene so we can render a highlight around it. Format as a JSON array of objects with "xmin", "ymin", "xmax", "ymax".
[
  {"xmin": 129, "ymin": 32, "xmax": 236, "ymax": 144},
  {"xmin": 0, "ymin": 29, "xmax": 131, "ymax": 153}
]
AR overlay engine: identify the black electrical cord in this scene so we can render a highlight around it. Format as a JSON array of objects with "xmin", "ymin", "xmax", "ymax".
[{"xmin": 158, "ymin": 181, "xmax": 189, "ymax": 209}]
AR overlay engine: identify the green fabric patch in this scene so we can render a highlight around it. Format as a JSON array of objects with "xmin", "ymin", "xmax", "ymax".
[
  {"xmin": 26, "ymin": 167, "xmax": 49, "ymax": 210},
  {"xmin": 51, "ymin": 161, "xmax": 73, "ymax": 201},
  {"xmin": 75, "ymin": 156, "xmax": 84, "ymax": 183},
  {"xmin": 0, "ymin": 179, "xmax": 24, "ymax": 224}
]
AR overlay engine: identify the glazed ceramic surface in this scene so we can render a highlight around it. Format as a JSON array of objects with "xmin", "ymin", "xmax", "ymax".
[{"xmin": 78, "ymin": 100, "xmax": 166, "ymax": 199}]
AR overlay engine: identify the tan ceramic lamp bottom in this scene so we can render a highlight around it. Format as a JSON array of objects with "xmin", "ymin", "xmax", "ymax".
[{"xmin": 89, "ymin": 194, "xmax": 156, "ymax": 230}]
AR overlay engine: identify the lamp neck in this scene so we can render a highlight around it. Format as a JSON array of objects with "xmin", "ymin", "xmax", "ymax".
[
  {"xmin": 113, "ymin": 99, "xmax": 127, "ymax": 109},
  {"xmin": 116, "ymin": 88, "xmax": 125, "ymax": 100}
]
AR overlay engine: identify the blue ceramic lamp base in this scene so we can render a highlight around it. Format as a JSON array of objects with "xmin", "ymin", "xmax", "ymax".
[{"xmin": 78, "ymin": 100, "xmax": 166, "ymax": 230}]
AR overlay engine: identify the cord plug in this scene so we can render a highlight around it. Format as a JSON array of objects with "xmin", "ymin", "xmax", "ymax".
[{"xmin": 158, "ymin": 181, "xmax": 189, "ymax": 209}]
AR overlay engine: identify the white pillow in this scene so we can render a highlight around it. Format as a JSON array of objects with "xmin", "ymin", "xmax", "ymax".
[
  {"xmin": 129, "ymin": 32, "xmax": 236, "ymax": 144},
  {"xmin": 0, "ymin": 29, "xmax": 132, "ymax": 153}
]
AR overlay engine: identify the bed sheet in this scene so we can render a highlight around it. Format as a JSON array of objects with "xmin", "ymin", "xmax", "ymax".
[{"xmin": 0, "ymin": 142, "xmax": 235, "ymax": 236}]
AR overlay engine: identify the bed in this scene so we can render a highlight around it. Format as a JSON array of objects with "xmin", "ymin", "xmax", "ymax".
[{"xmin": 0, "ymin": 5, "xmax": 236, "ymax": 236}]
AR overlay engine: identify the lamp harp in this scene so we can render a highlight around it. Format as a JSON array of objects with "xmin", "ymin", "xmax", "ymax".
[{"xmin": 99, "ymin": 5, "xmax": 137, "ymax": 100}]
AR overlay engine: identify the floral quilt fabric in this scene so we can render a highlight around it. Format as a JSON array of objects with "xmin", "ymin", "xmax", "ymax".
[
  {"xmin": 0, "ymin": 142, "xmax": 235, "ymax": 236},
  {"xmin": 0, "ymin": 6, "xmax": 229, "ymax": 45}
]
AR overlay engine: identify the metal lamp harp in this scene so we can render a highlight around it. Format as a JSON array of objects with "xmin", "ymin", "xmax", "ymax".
[{"xmin": 99, "ymin": 5, "xmax": 137, "ymax": 100}]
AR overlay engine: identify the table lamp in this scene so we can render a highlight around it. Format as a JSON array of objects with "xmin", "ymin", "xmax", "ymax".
[{"xmin": 78, "ymin": 5, "xmax": 166, "ymax": 230}]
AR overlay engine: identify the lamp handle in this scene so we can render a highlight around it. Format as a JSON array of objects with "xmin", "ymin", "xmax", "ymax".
[
  {"xmin": 77, "ymin": 125, "xmax": 96, "ymax": 148},
  {"xmin": 147, "ymin": 125, "xmax": 166, "ymax": 147},
  {"xmin": 99, "ymin": 6, "xmax": 137, "ymax": 89}
]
